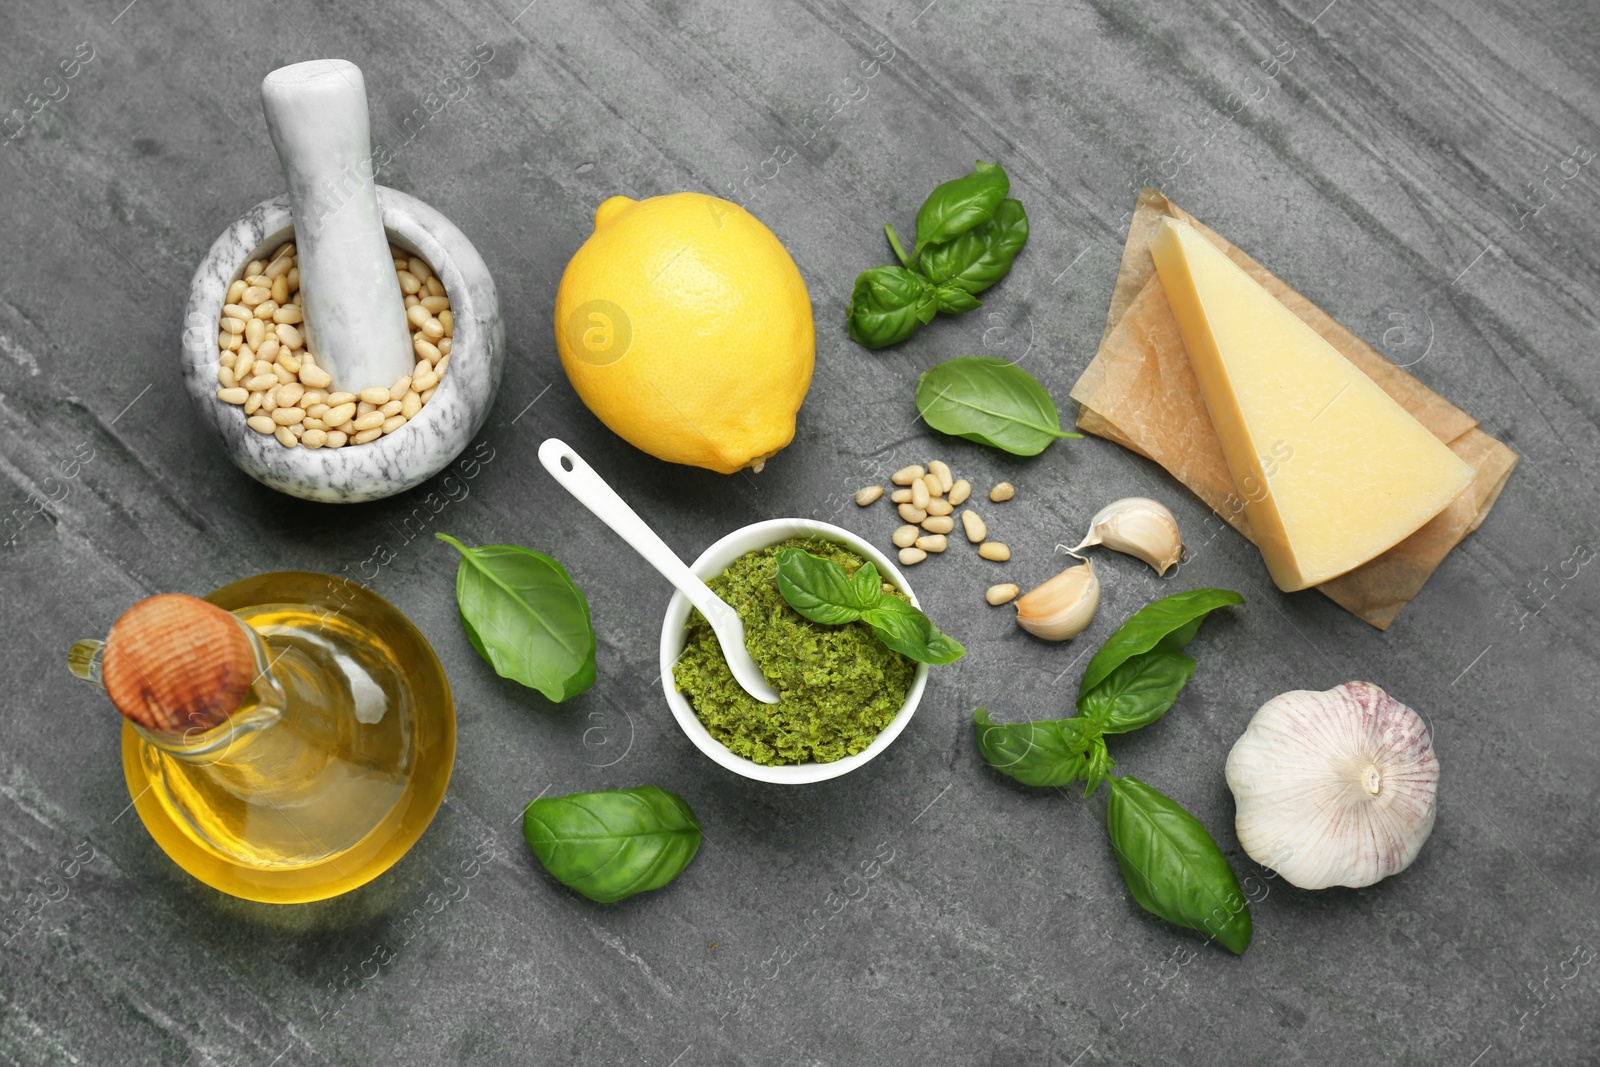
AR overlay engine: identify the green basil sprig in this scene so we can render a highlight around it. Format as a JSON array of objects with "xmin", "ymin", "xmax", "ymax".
[
  {"xmin": 776, "ymin": 548, "xmax": 964, "ymax": 665},
  {"xmin": 523, "ymin": 786, "xmax": 702, "ymax": 904},
  {"xmin": 437, "ymin": 533, "xmax": 597, "ymax": 702},
  {"xmin": 914, "ymin": 356, "xmax": 1082, "ymax": 457},
  {"xmin": 971, "ymin": 588, "xmax": 1248, "ymax": 952},
  {"xmin": 1106, "ymin": 776, "xmax": 1252, "ymax": 955},
  {"xmin": 846, "ymin": 160, "xmax": 1029, "ymax": 349}
]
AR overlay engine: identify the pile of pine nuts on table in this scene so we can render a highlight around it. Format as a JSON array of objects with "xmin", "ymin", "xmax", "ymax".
[
  {"xmin": 854, "ymin": 461, "xmax": 1023, "ymax": 605},
  {"xmin": 213, "ymin": 241, "xmax": 453, "ymax": 449}
]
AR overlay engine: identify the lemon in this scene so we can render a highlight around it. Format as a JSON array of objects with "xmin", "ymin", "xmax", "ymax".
[{"xmin": 554, "ymin": 193, "xmax": 815, "ymax": 474}]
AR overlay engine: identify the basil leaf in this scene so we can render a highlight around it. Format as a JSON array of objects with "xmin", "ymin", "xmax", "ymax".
[
  {"xmin": 974, "ymin": 708, "xmax": 1097, "ymax": 786},
  {"xmin": 1080, "ymin": 738, "xmax": 1115, "ymax": 798},
  {"xmin": 846, "ymin": 265, "xmax": 929, "ymax": 349},
  {"xmin": 523, "ymin": 786, "xmax": 702, "ymax": 904},
  {"xmin": 1079, "ymin": 588, "xmax": 1243, "ymax": 696},
  {"xmin": 775, "ymin": 548, "xmax": 880, "ymax": 626},
  {"xmin": 913, "ymin": 159, "xmax": 1009, "ymax": 254},
  {"xmin": 437, "ymin": 533, "xmax": 596, "ymax": 702},
  {"xmin": 1077, "ymin": 651, "xmax": 1197, "ymax": 734},
  {"xmin": 859, "ymin": 597, "xmax": 965, "ymax": 665},
  {"xmin": 1105, "ymin": 776, "xmax": 1252, "ymax": 955},
  {"xmin": 933, "ymin": 284, "xmax": 983, "ymax": 315},
  {"xmin": 914, "ymin": 356, "xmax": 1082, "ymax": 456},
  {"xmin": 921, "ymin": 198, "xmax": 1030, "ymax": 295}
]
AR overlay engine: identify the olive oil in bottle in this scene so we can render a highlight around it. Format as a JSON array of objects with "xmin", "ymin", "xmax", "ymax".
[{"xmin": 71, "ymin": 572, "xmax": 454, "ymax": 903}]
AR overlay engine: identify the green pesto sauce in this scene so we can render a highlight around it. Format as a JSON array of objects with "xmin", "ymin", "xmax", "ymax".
[{"xmin": 673, "ymin": 536, "xmax": 916, "ymax": 766}]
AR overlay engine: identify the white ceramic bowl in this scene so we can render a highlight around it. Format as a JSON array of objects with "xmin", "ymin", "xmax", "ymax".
[{"xmin": 659, "ymin": 518, "xmax": 930, "ymax": 784}]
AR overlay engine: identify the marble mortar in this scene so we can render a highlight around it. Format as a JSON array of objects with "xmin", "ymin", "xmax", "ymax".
[{"xmin": 182, "ymin": 187, "xmax": 504, "ymax": 503}]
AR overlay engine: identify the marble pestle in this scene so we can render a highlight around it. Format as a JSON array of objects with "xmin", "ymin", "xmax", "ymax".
[{"xmin": 260, "ymin": 60, "xmax": 413, "ymax": 391}]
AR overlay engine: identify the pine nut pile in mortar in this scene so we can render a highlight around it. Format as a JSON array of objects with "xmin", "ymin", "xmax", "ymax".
[{"xmin": 213, "ymin": 241, "xmax": 453, "ymax": 449}]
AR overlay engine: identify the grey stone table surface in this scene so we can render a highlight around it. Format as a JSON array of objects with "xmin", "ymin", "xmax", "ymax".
[{"xmin": 1, "ymin": 0, "xmax": 1597, "ymax": 1063}]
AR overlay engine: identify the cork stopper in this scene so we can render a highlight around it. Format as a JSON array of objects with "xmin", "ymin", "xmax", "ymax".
[{"xmin": 102, "ymin": 594, "xmax": 256, "ymax": 734}]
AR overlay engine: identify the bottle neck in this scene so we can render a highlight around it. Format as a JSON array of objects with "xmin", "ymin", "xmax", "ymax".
[{"xmin": 71, "ymin": 614, "xmax": 286, "ymax": 764}]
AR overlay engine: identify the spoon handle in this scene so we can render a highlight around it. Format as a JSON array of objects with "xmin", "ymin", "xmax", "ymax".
[{"xmin": 537, "ymin": 439, "xmax": 725, "ymax": 619}]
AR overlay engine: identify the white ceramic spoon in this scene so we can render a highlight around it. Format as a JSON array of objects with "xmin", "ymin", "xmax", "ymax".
[{"xmin": 538, "ymin": 439, "xmax": 781, "ymax": 705}]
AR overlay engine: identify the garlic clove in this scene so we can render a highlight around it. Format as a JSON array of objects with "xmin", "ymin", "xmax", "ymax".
[
  {"xmin": 1224, "ymin": 681, "xmax": 1439, "ymax": 890},
  {"xmin": 1013, "ymin": 558, "xmax": 1099, "ymax": 641},
  {"xmin": 1070, "ymin": 497, "xmax": 1184, "ymax": 577}
]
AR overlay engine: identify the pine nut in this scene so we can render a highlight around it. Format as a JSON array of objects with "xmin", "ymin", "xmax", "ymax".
[
  {"xmin": 401, "ymin": 391, "xmax": 421, "ymax": 418},
  {"xmin": 302, "ymin": 428, "xmax": 327, "ymax": 448},
  {"xmin": 381, "ymin": 414, "xmax": 407, "ymax": 435},
  {"xmin": 252, "ymin": 359, "xmax": 274, "ymax": 378},
  {"xmin": 891, "ymin": 465, "xmax": 925, "ymax": 486},
  {"xmin": 419, "ymin": 387, "xmax": 435, "ymax": 403},
  {"xmin": 438, "ymin": 338, "xmax": 452, "ymax": 357},
  {"xmin": 272, "ymin": 407, "xmax": 305, "ymax": 426},
  {"xmin": 358, "ymin": 401, "xmax": 376, "ymax": 415},
  {"xmin": 921, "ymin": 515, "xmax": 954, "ymax": 534},
  {"xmin": 274, "ymin": 425, "xmax": 298, "ymax": 448},
  {"xmin": 352, "ymin": 427, "xmax": 383, "ymax": 445},
  {"xmin": 217, "ymin": 387, "xmax": 248, "ymax": 405},
  {"xmin": 298, "ymin": 363, "xmax": 332, "ymax": 389},
  {"xmin": 301, "ymin": 389, "xmax": 327, "ymax": 407},
  {"xmin": 241, "ymin": 285, "xmax": 271, "ymax": 306},
  {"xmin": 273, "ymin": 364, "xmax": 295, "ymax": 384},
  {"xmin": 978, "ymin": 542, "xmax": 1011, "ymax": 562},
  {"xmin": 272, "ymin": 276, "xmax": 290, "ymax": 305},
  {"xmin": 277, "ymin": 324, "xmax": 303, "ymax": 349},
  {"xmin": 898, "ymin": 547, "xmax": 927, "ymax": 566},
  {"xmin": 260, "ymin": 387, "xmax": 277, "ymax": 413},
  {"xmin": 353, "ymin": 411, "xmax": 385, "ymax": 432},
  {"xmin": 414, "ymin": 338, "xmax": 441, "ymax": 363},
  {"xmin": 244, "ymin": 373, "xmax": 277, "ymax": 391},
  {"xmin": 221, "ymin": 331, "xmax": 241, "ymax": 351},
  {"xmin": 302, "ymin": 418, "xmax": 326, "ymax": 431},
  {"xmin": 245, "ymin": 391, "xmax": 263, "ymax": 414},
  {"xmin": 274, "ymin": 304, "xmax": 303, "ymax": 324},
  {"xmin": 245, "ymin": 259, "xmax": 265, "ymax": 276},
  {"xmin": 986, "ymin": 584, "xmax": 1020, "ymax": 606},
  {"xmin": 925, "ymin": 498, "xmax": 953, "ymax": 516},
  {"xmin": 911, "ymin": 479, "xmax": 930, "ymax": 510},
  {"xmin": 892, "ymin": 525, "xmax": 919, "ymax": 548},
  {"xmin": 244, "ymin": 317, "xmax": 265, "ymax": 349},
  {"xmin": 218, "ymin": 366, "xmax": 237, "ymax": 389},
  {"xmin": 358, "ymin": 387, "xmax": 390, "ymax": 405},
  {"xmin": 379, "ymin": 399, "xmax": 402, "ymax": 417},
  {"xmin": 421, "ymin": 295, "xmax": 450, "ymax": 314},
  {"xmin": 222, "ymin": 303, "xmax": 251, "ymax": 321},
  {"xmin": 226, "ymin": 280, "xmax": 247, "ymax": 304},
  {"xmin": 915, "ymin": 534, "xmax": 948, "ymax": 553},
  {"xmin": 990, "ymin": 482, "xmax": 1015, "ymax": 502},
  {"xmin": 264, "ymin": 256, "xmax": 292, "ymax": 279},
  {"xmin": 253, "ymin": 300, "xmax": 278, "ymax": 321},
  {"xmin": 277, "ymin": 352, "xmax": 302, "ymax": 375},
  {"xmin": 854, "ymin": 486, "xmax": 883, "ymax": 506},
  {"xmin": 407, "ymin": 304, "xmax": 431, "ymax": 328},
  {"xmin": 425, "ymin": 276, "xmax": 445, "ymax": 298},
  {"xmin": 286, "ymin": 267, "xmax": 299, "ymax": 292},
  {"xmin": 897, "ymin": 503, "xmax": 928, "ymax": 524},
  {"xmin": 325, "ymin": 430, "xmax": 347, "ymax": 448},
  {"xmin": 948, "ymin": 479, "xmax": 972, "ymax": 506},
  {"xmin": 891, "ymin": 488, "xmax": 912, "ymax": 504},
  {"xmin": 222, "ymin": 317, "xmax": 246, "ymax": 335},
  {"xmin": 962, "ymin": 510, "xmax": 987, "ymax": 543},
  {"xmin": 326, "ymin": 392, "xmax": 355, "ymax": 406},
  {"xmin": 397, "ymin": 270, "xmax": 421, "ymax": 294},
  {"xmin": 438, "ymin": 310, "xmax": 453, "ymax": 337},
  {"xmin": 246, "ymin": 414, "xmax": 275, "ymax": 434},
  {"xmin": 421, "ymin": 318, "xmax": 445, "ymax": 341},
  {"xmin": 407, "ymin": 256, "xmax": 431, "ymax": 281},
  {"xmin": 276, "ymin": 383, "xmax": 304, "ymax": 408},
  {"xmin": 928, "ymin": 460, "xmax": 953, "ymax": 494},
  {"xmin": 245, "ymin": 274, "xmax": 270, "ymax": 287},
  {"xmin": 257, "ymin": 337, "xmax": 280, "ymax": 364},
  {"xmin": 324, "ymin": 402, "xmax": 357, "ymax": 426},
  {"xmin": 388, "ymin": 376, "xmax": 412, "ymax": 401},
  {"xmin": 411, "ymin": 370, "xmax": 439, "ymax": 392}
]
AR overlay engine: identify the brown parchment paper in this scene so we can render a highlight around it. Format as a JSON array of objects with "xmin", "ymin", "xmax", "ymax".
[{"xmin": 1070, "ymin": 190, "xmax": 1519, "ymax": 630}]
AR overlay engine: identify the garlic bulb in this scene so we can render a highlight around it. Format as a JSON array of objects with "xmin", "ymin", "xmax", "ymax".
[
  {"xmin": 1225, "ymin": 682, "xmax": 1439, "ymax": 890},
  {"xmin": 1014, "ymin": 559, "xmax": 1099, "ymax": 641},
  {"xmin": 1069, "ymin": 498, "xmax": 1184, "ymax": 576}
]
